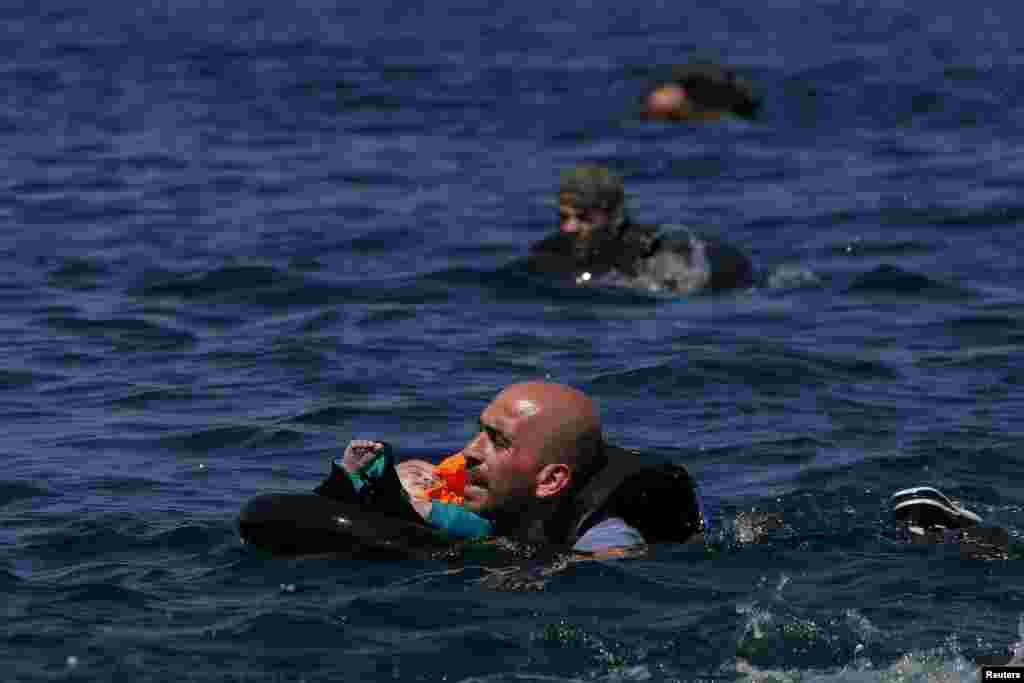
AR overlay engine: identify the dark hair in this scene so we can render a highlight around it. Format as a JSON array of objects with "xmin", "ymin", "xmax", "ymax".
[{"xmin": 559, "ymin": 164, "xmax": 625, "ymax": 212}]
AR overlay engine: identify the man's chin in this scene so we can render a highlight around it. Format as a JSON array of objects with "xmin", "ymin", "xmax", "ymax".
[{"xmin": 462, "ymin": 486, "xmax": 489, "ymax": 513}]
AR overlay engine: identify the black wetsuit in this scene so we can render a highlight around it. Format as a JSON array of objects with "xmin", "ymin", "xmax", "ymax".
[
  {"xmin": 527, "ymin": 221, "xmax": 754, "ymax": 294},
  {"xmin": 670, "ymin": 64, "xmax": 760, "ymax": 119},
  {"xmin": 492, "ymin": 444, "xmax": 705, "ymax": 550}
]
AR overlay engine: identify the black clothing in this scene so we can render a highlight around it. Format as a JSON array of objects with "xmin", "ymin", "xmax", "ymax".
[
  {"xmin": 670, "ymin": 64, "xmax": 760, "ymax": 119},
  {"xmin": 527, "ymin": 221, "xmax": 754, "ymax": 294},
  {"xmin": 314, "ymin": 443, "xmax": 427, "ymax": 527},
  {"xmin": 493, "ymin": 443, "xmax": 704, "ymax": 549}
]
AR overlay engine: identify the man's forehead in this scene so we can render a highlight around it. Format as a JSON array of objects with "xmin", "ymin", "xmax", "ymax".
[
  {"xmin": 484, "ymin": 392, "xmax": 543, "ymax": 423},
  {"xmin": 559, "ymin": 194, "xmax": 616, "ymax": 215},
  {"xmin": 514, "ymin": 398, "xmax": 539, "ymax": 416},
  {"xmin": 560, "ymin": 201, "xmax": 605, "ymax": 218}
]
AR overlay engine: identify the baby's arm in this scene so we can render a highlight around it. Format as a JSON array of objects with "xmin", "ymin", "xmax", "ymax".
[
  {"xmin": 341, "ymin": 439, "xmax": 385, "ymax": 474},
  {"xmin": 328, "ymin": 440, "xmax": 425, "ymax": 526}
]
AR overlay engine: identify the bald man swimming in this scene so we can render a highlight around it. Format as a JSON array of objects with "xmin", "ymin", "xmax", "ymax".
[{"xmin": 316, "ymin": 382, "xmax": 705, "ymax": 556}]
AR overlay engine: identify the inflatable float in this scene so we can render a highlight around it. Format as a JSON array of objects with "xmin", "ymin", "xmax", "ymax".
[
  {"xmin": 239, "ymin": 443, "xmax": 708, "ymax": 563},
  {"xmin": 238, "ymin": 447, "xmax": 497, "ymax": 560}
]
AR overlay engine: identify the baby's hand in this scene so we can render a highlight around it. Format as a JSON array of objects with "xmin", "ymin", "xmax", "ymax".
[{"xmin": 341, "ymin": 439, "xmax": 383, "ymax": 474}]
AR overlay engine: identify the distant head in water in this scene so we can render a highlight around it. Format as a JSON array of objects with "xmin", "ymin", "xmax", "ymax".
[
  {"xmin": 558, "ymin": 164, "xmax": 628, "ymax": 260},
  {"xmin": 642, "ymin": 63, "xmax": 759, "ymax": 122}
]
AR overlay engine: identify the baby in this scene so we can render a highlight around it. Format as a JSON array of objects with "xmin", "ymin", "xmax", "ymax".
[{"xmin": 328, "ymin": 439, "xmax": 492, "ymax": 538}]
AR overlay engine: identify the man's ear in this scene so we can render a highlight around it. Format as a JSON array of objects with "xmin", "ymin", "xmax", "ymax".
[{"xmin": 535, "ymin": 463, "xmax": 572, "ymax": 498}]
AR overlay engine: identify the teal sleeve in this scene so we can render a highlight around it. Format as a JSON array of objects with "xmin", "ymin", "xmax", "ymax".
[
  {"xmin": 332, "ymin": 449, "xmax": 393, "ymax": 496},
  {"xmin": 428, "ymin": 502, "xmax": 494, "ymax": 539}
]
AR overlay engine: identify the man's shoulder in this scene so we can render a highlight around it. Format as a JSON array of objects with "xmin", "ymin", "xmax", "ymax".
[
  {"xmin": 647, "ymin": 229, "xmax": 755, "ymax": 290},
  {"xmin": 625, "ymin": 223, "xmax": 706, "ymax": 262},
  {"xmin": 573, "ymin": 515, "xmax": 645, "ymax": 551},
  {"xmin": 603, "ymin": 461, "xmax": 704, "ymax": 544},
  {"xmin": 526, "ymin": 232, "xmax": 576, "ymax": 273},
  {"xmin": 529, "ymin": 231, "xmax": 570, "ymax": 252},
  {"xmin": 645, "ymin": 226, "xmax": 705, "ymax": 252},
  {"xmin": 620, "ymin": 222, "xmax": 659, "ymax": 250}
]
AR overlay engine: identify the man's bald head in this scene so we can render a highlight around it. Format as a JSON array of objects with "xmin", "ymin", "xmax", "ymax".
[
  {"xmin": 492, "ymin": 382, "xmax": 601, "ymax": 467},
  {"xmin": 461, "ymin": 382, "xmax": 604, "ymax": 513}
]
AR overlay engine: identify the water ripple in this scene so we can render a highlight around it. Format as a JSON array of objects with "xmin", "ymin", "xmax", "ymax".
[
  {"xmin": 41, "ymin": 315, "xmax": 198, "ymax": 352},
  {"xmin": 0, "ymin": 480, "xmax": 52, "ymax": 507},
  {"xmin": 4, "ymin": 1, "xmax": 1024, "ymax": 681},
  {"xmin": 845, "ymin": 264, "xmax": 973, "ymax": 299}
]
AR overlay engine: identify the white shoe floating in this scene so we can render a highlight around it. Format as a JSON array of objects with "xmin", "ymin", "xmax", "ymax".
[{"xmin": 890, "ymin": 486, "xmax": 982, "ymax": 529}]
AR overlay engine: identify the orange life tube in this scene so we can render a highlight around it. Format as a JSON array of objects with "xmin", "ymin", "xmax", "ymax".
[{"xmin": 425, "ymin": 453, "xmax": 467, "ymax": 505}]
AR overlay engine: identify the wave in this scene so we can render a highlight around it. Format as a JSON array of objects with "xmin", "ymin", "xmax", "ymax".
[
  {"xmin": 156, "ymin": 425, "xmax": 264, "ymax": 453},
  {"xmin": 845, "ymin": 264, "xmax": 973, "ymax": 299},
  {"xmin": 0, "ymin": 480, "xmax": 52, "ymax": 507},
  {"xmin": 131, "ymin": 264, "xmax": 454, "ymax": 307},
  {"xmin": 429, "ymin": 263, "xmax": 666, "ymax": 306},
  {"xmin": 41, "ymin": 314, "xmax": 198, "ymax": 352},
  {"xmin": 590, "ymin": 345, "xmax": 897, "ymax": 395}
]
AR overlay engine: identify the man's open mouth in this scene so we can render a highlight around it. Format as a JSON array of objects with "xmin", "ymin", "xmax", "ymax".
[{"xmin": 464, "ymin": 480, "xmax": 486, "ymax": 496}]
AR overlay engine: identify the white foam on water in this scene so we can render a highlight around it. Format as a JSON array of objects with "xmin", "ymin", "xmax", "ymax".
[
  {"xmin": 735, "ymin": 629, "xmax": 1020, "ymax": 683},
  {"xmin": 766, "ymin": 265, "xmax": 822, "ymax": 290},
  {"xmin": 730, "ymin": 600, "xmax": 1018, "ymax": 683},
  {"xmin": 736, "ymin": 651, "xmax": 980, "ymax": 683}
]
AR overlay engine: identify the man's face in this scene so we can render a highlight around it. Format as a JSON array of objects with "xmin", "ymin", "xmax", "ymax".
[
  {"xmin": 460, "ymin": 393, "xmax": 545, "ymax": 514},
  {"xmin": 559, "ymin": 202, "xmax": 611, "ymax": 238},
  {"xmin": 642, "ymin": 83, "xmax": 692, "ymax": 120}
]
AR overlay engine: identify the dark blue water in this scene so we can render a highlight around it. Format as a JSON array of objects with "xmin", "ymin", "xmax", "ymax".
[{"xmin": 3, "ymin": 1, "xmax": 1024, "ymax": 681}]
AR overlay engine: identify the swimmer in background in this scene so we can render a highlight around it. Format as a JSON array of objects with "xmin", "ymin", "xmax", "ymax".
[
  {"xmin": 527, "ymin": 164, "xmax": 755, "ymax": 294},
  {"xmin": 641, "ymin": 63, "xmax": 759, "ymax": 122}
]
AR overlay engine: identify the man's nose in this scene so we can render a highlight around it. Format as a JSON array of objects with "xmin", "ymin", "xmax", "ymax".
[{"xmin": 463, "ymin": 440, "xmax": 485, "ymax": 469}]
